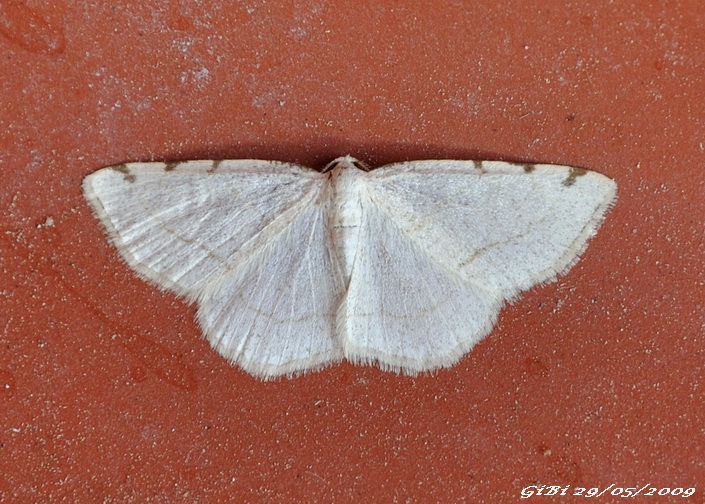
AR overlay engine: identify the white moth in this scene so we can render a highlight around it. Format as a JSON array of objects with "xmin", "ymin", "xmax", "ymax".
[{"xmin": 83, "ymin": 156, "xmax": 617, "ymax": 379}]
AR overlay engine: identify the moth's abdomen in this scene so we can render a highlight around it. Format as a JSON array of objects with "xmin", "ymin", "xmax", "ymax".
[{"xmin": 330, "ymin": 165, "xmax": 366, "ymax": 282}]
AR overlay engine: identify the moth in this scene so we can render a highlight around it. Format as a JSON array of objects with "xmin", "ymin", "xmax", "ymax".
[{"xmin": 83, "ymin": 156, "xmax": 617, "ymax": 379}]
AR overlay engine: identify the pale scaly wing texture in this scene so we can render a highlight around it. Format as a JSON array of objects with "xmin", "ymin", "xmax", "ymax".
[
  {"xmin": 84, "ymin": 160, "xmax": 345, "ymax": 378},
  {"xmin": 83, "ymin": 160, "xmax": 323, "ymax": 300},
  {"xmin": 195, "ymin": 192, "xmax": 345, "ymax": 378},
  {"xmin": 365, "ymin": 160, "xmax": 617, "ymax": 299},
  {"xmin": 340, "ymin": 195, "xmax": 503, "ymax": 373},
  {"xmin": 342, "ymin": 160, "xmax": 616, "ymax": 373}
]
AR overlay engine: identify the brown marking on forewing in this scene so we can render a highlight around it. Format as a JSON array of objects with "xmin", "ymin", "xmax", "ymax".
[
  {"xmin": 112, "ymin": 164, "xmax": 136, "ymax": 183},
  {"xmin": 562, "ymin": 167, "xmax": 588, "ymax": 186}
]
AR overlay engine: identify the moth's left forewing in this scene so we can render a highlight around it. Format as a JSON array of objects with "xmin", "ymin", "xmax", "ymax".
[{"xmin": 82, "ymin": 160, "xmax": 324, "ymax": 300}]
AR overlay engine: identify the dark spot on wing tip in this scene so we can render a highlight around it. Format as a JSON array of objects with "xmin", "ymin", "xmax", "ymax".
[
  {"xmin": 164, "ymin": 162, "xmax": 178, "ymax": 171},
  {"xmin": 523, "ymin": 164, "xmax": 536, "ymax": 173},
  {"xmin": 208, "ymin": 160, "xmax": 223, "ymax": 173},
  {"xmin": 562, "ymin": 167, "xmax": 588, "ymax": 186},
  {"xmin": 112, "ymin": 163, "xmax": 136, "ymax": 183}
]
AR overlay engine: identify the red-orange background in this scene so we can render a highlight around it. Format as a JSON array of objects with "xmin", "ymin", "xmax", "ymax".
[{"xmin": 1, "ymin": 1, "xmax": 704, "ymax": 502}]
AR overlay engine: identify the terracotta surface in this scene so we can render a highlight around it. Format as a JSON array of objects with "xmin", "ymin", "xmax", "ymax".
[{"xmin": 2, "ymin": 0, "xmax": 704, "ymax": 502}]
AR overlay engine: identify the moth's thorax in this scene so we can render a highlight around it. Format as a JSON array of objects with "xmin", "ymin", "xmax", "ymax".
[{"xmin": 329, "ymin": 161, "xmax": 367, "ymax": 281}]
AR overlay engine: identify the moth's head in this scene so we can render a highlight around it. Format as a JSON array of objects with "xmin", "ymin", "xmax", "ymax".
[{"xmin": 322, "ymin": 156, "xmax": 370, "ymax": 173}]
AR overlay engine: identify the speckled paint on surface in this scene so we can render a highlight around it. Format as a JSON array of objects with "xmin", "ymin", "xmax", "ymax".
[{"xmin": 1, "ymin": 1, "xmax": 704, "ymax": 502}]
